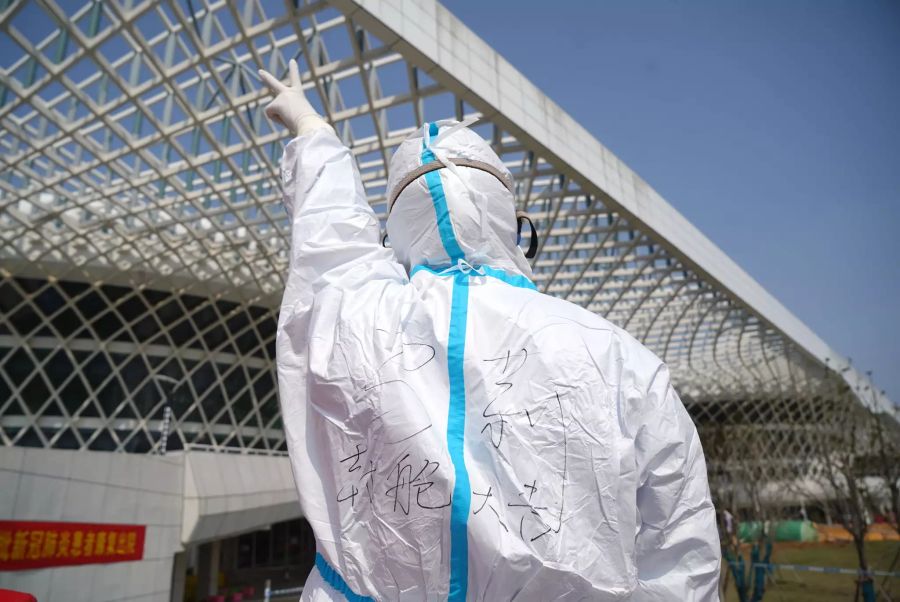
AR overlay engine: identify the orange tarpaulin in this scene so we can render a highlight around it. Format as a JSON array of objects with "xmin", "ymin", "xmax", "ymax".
[{"xmin": 814, "ymin": 522, "xmax": 900, "ymax": 543}]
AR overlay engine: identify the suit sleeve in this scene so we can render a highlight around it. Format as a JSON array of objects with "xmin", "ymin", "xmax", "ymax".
[
  {"xmin": 274, "ymin": 129, "xmax": 410, "ymax": 536},
  {"xmin": 633, "ymin": 364, "xmax": 722, "ymax": 601},
  {"xmin": 277, "ymin": 128, "xmax": 407, "ymax": 311}
]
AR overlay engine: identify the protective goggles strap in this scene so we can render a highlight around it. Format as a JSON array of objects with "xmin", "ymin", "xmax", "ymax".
[
  {"xmin": 387, "ymin": 158, "xmax": 514, "ymax": 213},
  {"xmin": 516, "ymin": 211, "xmax": 539, "ymax": 259}
]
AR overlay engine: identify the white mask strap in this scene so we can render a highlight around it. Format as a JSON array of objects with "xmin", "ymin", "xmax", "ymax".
[{"xmin": 430, "ymin": 114, "xmax": 482, "ymax": 148}]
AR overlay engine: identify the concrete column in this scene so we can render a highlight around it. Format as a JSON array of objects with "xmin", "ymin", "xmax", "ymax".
[
  {"xmin": 169, "ymin": 550, "xmax": 188, "ymax": 602},
  {"xmin": 197, "ymin": 540, "xmax": 221, "ymax": 598}
]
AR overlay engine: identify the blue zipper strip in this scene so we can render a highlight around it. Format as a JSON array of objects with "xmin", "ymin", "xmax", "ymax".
[
  {"xmin": 411, "ymin": 264, "xmax": 538, "ymax": 291},
  {"xmin": 421, "ymin": 122, "xmax": 465, "ymax": 262},
  {"xmin": 446, "ymin": 271, "xmax": 471, "ymax": 601},
  {"xmin": 315, "ymin": 552, "xmax": 374, "ymax": 602},
  {"xmin": 416, "ymin": 122, "xmax": 472, "ymax": 599}
]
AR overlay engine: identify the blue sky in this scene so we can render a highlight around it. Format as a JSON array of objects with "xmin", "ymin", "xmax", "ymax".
[{"xmin": 446, "ymin": 0, "xmax": 900, "ymax": 402}]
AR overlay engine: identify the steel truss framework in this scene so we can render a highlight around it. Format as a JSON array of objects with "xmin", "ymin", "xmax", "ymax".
[{"xmin": 0, "ymin": 0, "xmax": 889, "ymax": 487}]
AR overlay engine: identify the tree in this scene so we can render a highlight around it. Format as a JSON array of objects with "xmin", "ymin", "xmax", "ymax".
[
  {"xmin": 867, "ymin": 404, "xmax": 900, "ymax": 534},
  {"xmin": 862, "ymin": 401, "xmax": 900, "ymax": 598},
  {"xmin": 795, "ymin": 377, "xmax": 889, "ymax": 602},
  {"xmin": 706, "ymin": 419, "xmax": 779, "ymax": 602}
]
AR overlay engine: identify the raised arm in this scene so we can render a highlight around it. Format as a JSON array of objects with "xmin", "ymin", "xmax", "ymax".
[
  {"xmin": 258, "ymin": 60, "xmax": 406, "ymax": 311},
  {"xmin": 632, "ymin": 363, "xmax": 722, "ymax": 601},
  {"xmin": 262, "ymin": 63, "xmax": 410, "ymax": 566}
]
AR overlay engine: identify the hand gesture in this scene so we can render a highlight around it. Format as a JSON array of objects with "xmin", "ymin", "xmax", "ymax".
[{"xmin": 258, "ymin": 59, "xmax": 327, "ymax": 136}]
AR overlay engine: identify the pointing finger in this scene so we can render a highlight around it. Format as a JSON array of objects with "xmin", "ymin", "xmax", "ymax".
[
  {"xmin": 257, "ymin": 69, "xmax": 286, "ymax": 94},
  {"xmin": 288, "ymin": 58, "xmax": 301, "ymax": 88}
]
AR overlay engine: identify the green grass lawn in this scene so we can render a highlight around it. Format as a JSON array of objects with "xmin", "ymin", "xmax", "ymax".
[{"xmin": 722, "ymin": 541, "xmax": 899, "ymax": 602}]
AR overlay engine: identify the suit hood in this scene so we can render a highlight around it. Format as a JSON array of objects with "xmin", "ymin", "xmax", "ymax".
[{"xmin": 385, "ymin": 121, "xmax": 533, "ymax": 278}]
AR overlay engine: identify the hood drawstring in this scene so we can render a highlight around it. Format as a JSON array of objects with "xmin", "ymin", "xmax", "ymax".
[{"xmin": 438, "ymin": 257, "xmax": 486, "ymax": 277}]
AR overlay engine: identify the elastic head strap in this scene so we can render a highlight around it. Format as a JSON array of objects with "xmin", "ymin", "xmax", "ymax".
[
  {"xmin": 516, "ymin": 211, "xmax": 539, "ymax": 259},
  {"xmin": 387, "ymin": 158, "xmax": 514, "ymax": 214}
]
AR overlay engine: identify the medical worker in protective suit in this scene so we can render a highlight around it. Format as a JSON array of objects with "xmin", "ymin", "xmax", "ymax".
[{"xmin": 260, "ymin": 60, "xmax": 721, "ymax": 601}]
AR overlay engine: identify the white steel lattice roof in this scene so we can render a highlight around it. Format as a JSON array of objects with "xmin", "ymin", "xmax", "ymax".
[{"xmin": 0, "ymin": 0, "xmax": 890, "ymax": 455}]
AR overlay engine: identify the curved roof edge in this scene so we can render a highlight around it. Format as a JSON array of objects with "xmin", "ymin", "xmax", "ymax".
[{"xmin": 334, "ymin": 0, "xmax": 891, "ymax": 412}]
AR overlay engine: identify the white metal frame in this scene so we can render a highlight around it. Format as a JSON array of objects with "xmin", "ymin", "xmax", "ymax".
[{"xmin": 0, "ymin": 0, "xmax": 889, "ymax": 461}]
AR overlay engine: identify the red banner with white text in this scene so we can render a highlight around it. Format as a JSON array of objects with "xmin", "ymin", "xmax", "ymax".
[{"xmin": 0, "ymin": 521, "xmax": 145, "ymax": 570}]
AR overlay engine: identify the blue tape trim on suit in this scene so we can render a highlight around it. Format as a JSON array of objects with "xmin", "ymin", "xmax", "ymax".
[
  {"xmin": 479, "ymin": 265, "xmax": 538, "ymax": 290},
  {"xmin": 411, "ymin": 264, "xmax": 538, "ymax": 291},
  {"xmin": 446, "ymin": 272, "xmax": 471, "ymax": 601},
  {"xmin": 315, "ymin": 553, "xmax": 374, "ymax": 602},
  {"xmin": 418, "ymin": 122, "xmax": 469, "ymax": 599},
  {"xmin": 421, "ymin": 122, "xmax": 465, "ymax": 262}
]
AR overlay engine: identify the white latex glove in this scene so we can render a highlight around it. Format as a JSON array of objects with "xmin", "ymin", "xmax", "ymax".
[{"xmin": 258, "ymin": 59, "xmax": 333, "ymax": 136}]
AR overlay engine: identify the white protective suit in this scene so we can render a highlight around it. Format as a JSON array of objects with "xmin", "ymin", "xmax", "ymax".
[{"xmin": 276, "ymin": 120, "xmax": 721, "ymax": 601}]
